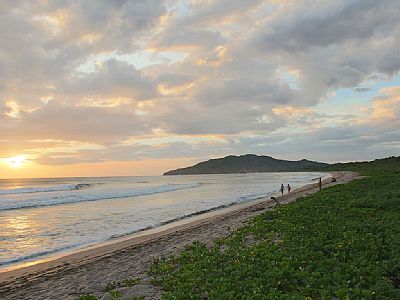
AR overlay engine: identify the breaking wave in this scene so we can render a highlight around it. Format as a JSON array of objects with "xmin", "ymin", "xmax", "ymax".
[{"xmin": 0, "ymin": 183, "xmax": 200, "ymax": 211}]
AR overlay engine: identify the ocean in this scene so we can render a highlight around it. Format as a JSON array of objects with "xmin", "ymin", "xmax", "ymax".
[{"xmin": 0, "ymin": 172, "xmax": 328, "ymax": 270}]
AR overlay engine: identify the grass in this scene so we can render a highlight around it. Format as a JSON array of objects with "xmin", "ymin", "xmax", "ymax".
[
  {"xmin": 109, "ymin": 290, "xmax": 123, "ymax": 299},
  {"xmin": 75, "ymin": 295, "xmax": 97, "ymax": 300},
  {"xmin": 76, "ymin": 292, "xmax": 145, "ymax": 300},
  {"xmin": 322, "ymin": 156, "xmax": 400, "ymax": 172},
  {"xmin": 103, "ymin": 277, "xmax": 141, "ymax": 292},
  {"xmin": 75, "ymin": 277, "xmax": 141, "ymax": 300},
  {"xmin": 150, "ymin": 171, "xmax": 400, "ymax": 299}
]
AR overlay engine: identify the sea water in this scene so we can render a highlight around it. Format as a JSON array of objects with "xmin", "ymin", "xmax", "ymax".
[{"xmin": 0, "ymin": 172, "xmax": 328, "ymax": 269}]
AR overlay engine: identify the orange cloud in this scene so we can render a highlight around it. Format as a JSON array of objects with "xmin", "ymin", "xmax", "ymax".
[
  {"xmin": 79, "ymin": 33, "xmax": 102, "ymax": 45},
  {"xmin": 157, "ymin": 82, "xmax": 196, "ymax": 96},
  {"xmin": 196, "ymin": 46, "xmax": 232, "ymax": 67},
  {"xmin": 370, "ymin": 86, "xmax": 400, "ymax": 120},
  {"xmin": 77, "ymin": 97, "xmax": 132, "ymax": 108},
  {"xmin": 272, "ymin": 105, "xmax": 314, "ymax": 117}
]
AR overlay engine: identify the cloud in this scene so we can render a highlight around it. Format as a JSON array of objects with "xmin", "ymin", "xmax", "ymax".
[
  {"xmin": 253, "ymin": 0, "xmax": 398, "ymax": 52},
  {"xmin": 0, "ymin": 101, "xmax": 151, "ymax": 142},
  {"xmin": 69, "ymin": 59, "xmax": 158, "ymax": 101},
  {"xmin": 0, "ymin": 0, "xmax": 168, "ymax": 106},
  {"xmin": 368, "ymin": 86, "xmax": 400, "ymax": 124},
  {"xmin": 1, "ymin": 0, "xmax": 400, "ymax": 169},
  {"xmin": 354, "ymin": 87, "xmax": 371, "ymax": 93},
  {"xmin": 248, "ymin": 0, "xmax": 400, "ymax": 101}
]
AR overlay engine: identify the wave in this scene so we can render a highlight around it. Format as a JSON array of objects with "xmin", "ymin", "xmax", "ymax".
[
  {"xmin": 110, "ymin": 190, "xmax": 275, "ymax": 239},
  {"xmin": 0, "ymin": 243, "xmax": 88, "ymax": 267},
  {"xmin": 0, "ymin": 188, "xmax": 271, "ymax": 268},
  {"xmin": 0, "ymin": 183, "xmax": 92, "ymax": 195},
  {"xmin": 0, "ymin": 183, "xmax": 200, "ymax": 211}
]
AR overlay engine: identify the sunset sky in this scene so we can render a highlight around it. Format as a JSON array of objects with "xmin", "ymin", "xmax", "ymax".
[{"xmin": 1, "ymin": 0, "xmax": 399, "ymax": 178}]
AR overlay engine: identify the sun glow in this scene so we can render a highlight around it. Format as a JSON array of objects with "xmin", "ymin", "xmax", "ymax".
[{"xmin": 4, "ymin": 155, "xmax": 29, "ymax": 169}]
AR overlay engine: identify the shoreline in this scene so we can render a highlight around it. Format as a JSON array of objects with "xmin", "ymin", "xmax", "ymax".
[
  {"xmin": 0, "ymin": 172, "xmax": 331, "ymax": 274},
  {"xmin": 0, "ymin": 171, "xmax": 357, "ymax": 300}
]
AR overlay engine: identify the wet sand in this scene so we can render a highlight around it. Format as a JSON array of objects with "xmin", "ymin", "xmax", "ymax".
[{"xmin": 0, "ymin": 171, "xmax": 357, "ymax": 300}]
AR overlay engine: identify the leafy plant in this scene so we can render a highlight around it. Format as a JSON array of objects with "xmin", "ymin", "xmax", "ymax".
[
  {"xmin": 150, "ymin": 171, "xmax": 400, "ymax": 299},
  {"xmin": 103, "ymin": 277, "xmax": 141, "ymax": 292},
  {"xmin": 109, "ymin": 290, "xmax": 122, "ymax": 299},
  {"xmin": 75, "ymin": 295, "xmax": 97, "ymax": 300}
]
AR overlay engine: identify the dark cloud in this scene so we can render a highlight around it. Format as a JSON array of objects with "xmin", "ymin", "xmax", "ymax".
[
  {"xmin": 0, "ymin": 102, "xmax": 151, "ymax": 142},
  {"xmin": 0, "ymin": 0, "xmax": 167, "ymax": 106},
  {"xmin": 43, "ymin": 0, "xmax": 167, "ymax": 52},
  {"xmin": 67, "ymin": 59, "xmax": 158, "ymax": 101},
  {"xmin": 254, "ymin": 0, "xmax": 399, "ymax": 52},
  {"xmin": 34, "ymin": 121, "xmax": 400, "ymax": 166},
  {"xmin": 152, "ymin": 27, "xmax": 225, "ymax": 51},
  {"xmin": 157, "ymin": 101, "xmax": 285, "ymax": 135},
  {"xmin": 247, "ymin": 0, "xmax": 400, "ymax": 100},
  {"xmin": 1, "ymin": 0, "xmax": 399, "ymax": 167},
  {"xmin": 354, "ymin": 87, "xmax": 371, "ymax": 93}
]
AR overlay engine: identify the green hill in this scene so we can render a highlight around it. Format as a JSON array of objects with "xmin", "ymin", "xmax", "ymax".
[
  {"xmin": 163, "ymin": 154, "xmax": 328, "ymax": 175},
  {"xmin": 164, "ymin": 155, "xmax": 400, "ymax": 175},
  {"xmin": 322, "ymin": 156, "xmax": 400, "ymax": 172}
]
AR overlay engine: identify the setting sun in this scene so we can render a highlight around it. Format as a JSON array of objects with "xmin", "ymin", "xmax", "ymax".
[{"xmin": 4, "ymin": 155, "xmax": 29, "ymax": 169}]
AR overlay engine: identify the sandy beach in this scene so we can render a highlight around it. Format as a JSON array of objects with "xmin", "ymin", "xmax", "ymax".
[{"xmin": 0, "ymin": 171, "xmax": 357, "ymax": 300}]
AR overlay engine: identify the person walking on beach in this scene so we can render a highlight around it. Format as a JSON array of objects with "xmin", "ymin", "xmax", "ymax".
[
  {"xmin": 287, "ymin": 184, "xmax": 291, "ymax": 194},
  {"xmin": 319, "ymin": 177, "xmax": 322, "ymax": 191},
  {"xmin": 280, "ymin": 184, "xmax": 285, "ymax": 195}
]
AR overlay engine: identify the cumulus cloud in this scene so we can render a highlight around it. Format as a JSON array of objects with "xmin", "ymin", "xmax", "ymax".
[
  {"xmin": 368, "ymin": 86, "xmax": 400, "ymax": 127},
  {"xmin": 248, "ymin": 0, "xmax": 400, "ymax": 101},
  {"xmin": 1, "ymin": 0, "xmax": 399, "ymax": 169},
  {"xmin": 68, "ymin": 59, "xmax": 158, "ymax": 101},
  {"xmin": 253, "ymin": 0, "xmax": 399, "ymax": 52},
  {"xmin": 0, "ymin": 102, "xmax": 151, "ymax": 142},
  {"xmin": 0, "ymin": 0, "xmax": 167, "ymax": 105}
]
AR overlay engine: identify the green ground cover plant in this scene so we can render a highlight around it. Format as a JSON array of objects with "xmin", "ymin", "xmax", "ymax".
[
  {"xmin": 75, "ymin": 295, "xmax": 97, "ymax": 300},
  {"xmin": 322, "ymin": 156, "xmax": 400, "ymax": 172},
  {"xmin": 103, "ymin": 277, "xmax": 141, "ymax": 292},
  {"xmin": 150, "ymin": 171, "xmax": 400, "ymax": 299},
  {"xmin": 75, "ymin": 277, "xmax": 141, "ymax": 300}
]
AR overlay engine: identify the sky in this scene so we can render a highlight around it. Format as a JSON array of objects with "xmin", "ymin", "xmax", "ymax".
[{"xmin": 0, "ymin": 0, "xmax": 399, "ymax": 178}]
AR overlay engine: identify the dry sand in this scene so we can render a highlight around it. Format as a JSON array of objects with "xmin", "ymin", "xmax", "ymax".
[{"xmin": 0, "ymin": 171, "xmax": 357, "ymax": 300}]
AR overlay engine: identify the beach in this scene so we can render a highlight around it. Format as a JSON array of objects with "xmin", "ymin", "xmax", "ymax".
[
  {"xmin": 0, "ymin": 172, "xmax": 328, "ymax": 270},
  {"xmin": 0, "ymin": 171, "xmax": 356, "ymax": 300}
]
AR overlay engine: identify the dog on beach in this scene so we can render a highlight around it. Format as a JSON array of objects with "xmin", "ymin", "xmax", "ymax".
[{"xmin": 271, "ymin": 196, "xmax": 280, "ymax": 205}]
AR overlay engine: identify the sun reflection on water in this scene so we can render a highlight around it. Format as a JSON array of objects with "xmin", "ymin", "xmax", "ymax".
[{"xmin": 7, "ymin": 215, "xmax": 30, "ymax": 231}]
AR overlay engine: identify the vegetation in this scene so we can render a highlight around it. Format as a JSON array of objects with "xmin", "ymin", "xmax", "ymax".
[
  {"xmin": 150, "ymin": 170, "xmax": 400, "ymax": 299},
  {"xmin": 109, "ymin": 290, "xmax": 122, "ymax": 299},
  {"xmin": 75, "ymin": 294, "xmax": 145, "ymax": 300},
  {"xmin": 75, "ymin": 277, "xmax": 141, "ymax": 300},
  {"xmin": 163, "ymin": 154, "xmax": 400, "ymax": 175},
  {"xmin": 103, "ymin": 277, "xmax": 141, "ymax": 292},
  {"xmin": 164, "ymin": 154, "xmax": 328, "ymax": 175},
  {"xmin": 75, "ymin": 157, "xmax": 400, "ymax": 300},
  {"xmin": 75, "ymin": 291, "xmax": 145, "ymax": 300},
  {"xmin": 75, "ymin": 295, "xmax": 97, "ymax": 300},
  {"xmin": 322, "ymin": 156, "xmax": 400, "ymax": 172}
]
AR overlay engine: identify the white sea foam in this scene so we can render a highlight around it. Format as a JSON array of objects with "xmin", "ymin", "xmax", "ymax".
[
  {"xmin": 0, "ymin": 172, "xmax": 329, "ymax": 269},
  {"xmin": 0, "ymin": 183, "xmax": 91, "ymax": 195},
  {"xmin": 0, "ymin": 183, "xmax": 200, "ymax": 211}
]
